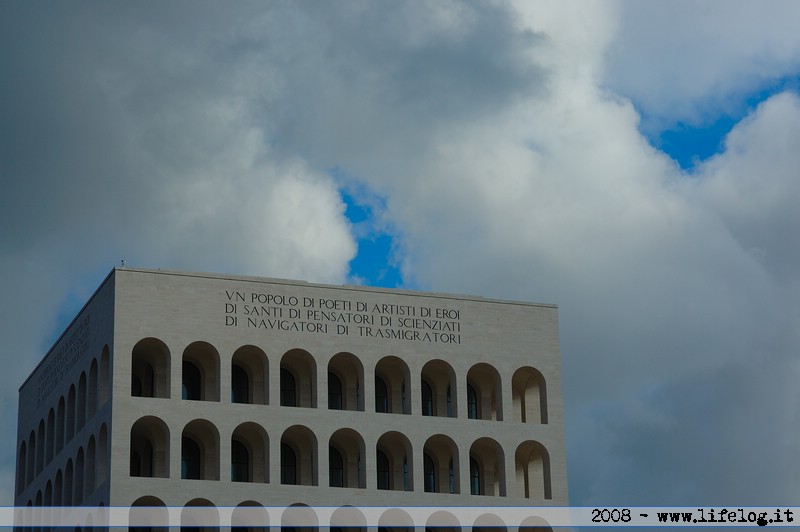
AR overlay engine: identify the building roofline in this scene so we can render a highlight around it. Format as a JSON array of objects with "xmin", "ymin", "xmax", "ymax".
[
  {"xmin": 19, "ymin": 265, "xmax": 558, "ymax": 391},
  {"xmin": 117, "ymin": 266, "xmax": 558, "ymax": 309},
  {"xmin": 18, "ymin": 267, "xmax": 117, "ymax": 392}
]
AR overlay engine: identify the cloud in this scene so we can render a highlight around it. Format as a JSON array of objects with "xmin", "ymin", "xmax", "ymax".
[
  {"xmin": 604, "ymin": 0, "xmax": 800, "ymax": 129},
  {"xmin": 2, "ymin": 0, "xmax": 800, "ymax": 510}
]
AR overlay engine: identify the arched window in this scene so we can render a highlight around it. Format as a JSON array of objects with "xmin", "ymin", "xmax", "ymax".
[
  {"xmin": 56, "ymin": 397, "xmax": 65, "ymax": 453},
  {"xmin": 130, "ymin": 438, "xmax": 153, "ymax": 477},
  {"xmin": 131, "ymin": 338, "xmax": 170, "ymax": 398},
  {"xmin": 231, "ymin": 439, "xmax": 250, "ymax": 482},
  {"xmin": 376, "ymin": 450, "xmax": 390, "ymax": 490},
  {"xmin": 231, "ymin": 364, "xmax": 250, "ymax": 404},
  {"xmin": 281, "ymin": 368, "xmax": 297, "ymax": 407},
  {"xmin": 182, "ymin": 361, "xmax": 202, "ymax": 400},
  {"xmin": 467, "ymin": 384, "xmax": 479, "ymax": 420},
  {"xmin": 75, "ymin": 447, "xmax": 85, "ymax": 504},
  {"xmin": 467, "ymin": 363, "xmax": 503, "ymax": 421},
  {"xmin": 328, "ymin": 372, "xmax": 343, "ymax": 410},
  {"xmin": 329, "ymin": 446, "xmax": 344, "ymax": 487},
  {"xmin": 232, "ymin": 422, "xmax": 268, "ymax": 484},
  {"xmin": 423, "ymin": 453, "xmax": 436, "ymax": 493},
  {"xmin": 281, "ymin": 443, "xmax": 297, "ymax": 485},
  {"xmin": 182, "ymin": 437, "xmax": 202, "ymax": 479},
  {"xmin": 88, "ymin": 359, "xmax": 98, "ymax": 419},
  {"xmin": 470, "ymin": 458, "xmax": 481, "ymax": 495},
  {"xmin": 231, "ymin": 345, "xmax": 268, "ymax": 405},
  {"xmin": 375, "ymin": 356, "xmax": 411, "ymax": 414},
  {"xmin": 46, "ymin": 409, "xmax": 55, "ymax": 464},
  {"xmin": 66, "ymin": 385, "xmax": 76, "ymax": 442},
  {"xmin": 280, "ymin": 349, "xmax": 317, "ymax": 408},
  {"xmin": 375, "ymin": 376, "xmax": 388, "ymax": 413},
  {"xmin": 77, "ymin": 372, "xmax": 87, "ymax": 431},
  {"xmin": 328, "ymin": 352, "xmax": 364, "ymax": 411},
  {"xmin": 16, "ymin": 442, "xmax": 26, "ymax": 494},
  {"xmin": 421, "ymin": 380, "xmax": 434, "ymax": 416}
]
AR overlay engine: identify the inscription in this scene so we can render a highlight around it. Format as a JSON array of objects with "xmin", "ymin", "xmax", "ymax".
[
  {"xmin": 224, "ymin": 290, "xmax": 462, "ymax": 344},
  {"xmin": 36, "ymin": 315, "xmax": 90, "ymax": 407}
]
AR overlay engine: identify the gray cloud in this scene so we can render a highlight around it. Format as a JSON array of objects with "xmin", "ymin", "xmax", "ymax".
[{"xmin": 2, "ymin": 0, "xmax": 799, "ymax": 511}]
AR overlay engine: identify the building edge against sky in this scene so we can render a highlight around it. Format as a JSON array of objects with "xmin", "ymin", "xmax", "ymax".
[{"xmin": 14, "ymin": 267, "xmax": 567, "ymax": 525}]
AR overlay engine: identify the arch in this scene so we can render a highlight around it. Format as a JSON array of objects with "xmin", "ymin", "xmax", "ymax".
[
  {"xmin": 515, "ymin": 441, "xmax": 551, "ymax": 500},
  {"xmin": 182, "ymin": 419, "xmax": 220, "ymax": 480},
  {"xmin": 281, "ymin": 368, "xmax": 296, "ymax": 407},
  {"xmin": 512, "ymin": 367, "xmax": 547, "ymax": 424},
  {"xmin": 231, "ymin": 345, "xmax": 268, "ymax": 405},
  {"xmin": 472, "ymin": 513, "xmax": 507, "ymax": 532},
  {"xmin": 97, "ymin": 423, "xmax": 108, "ymax": 485},
  {"xmin": 466, "ymin": 363, "xmax": 503, "ymax": 421},
  {"xmin": 280, "ymin": 349, "xmax": 317, "ymax": 408},
  {"xmin": 46, "ymin": 409, "xmax": 55, "ymax": 464},
  {"xmin": 421, "ymin": 360, "xmax": 457, "ymax": 418},
  {"xmin": 36, "ymin": 419, "xmax": 45, "ymax": 475},
  {"xmin": 182, "ymin": 341, "xmax": 220, "ymax": 401},
  {"xmin": 54, "ymin": 469, "xmax": 63, "ymax": 506},
  {"xmin": 131, "ymin": 338, "xmax": 171, "ymax": 398},
  {"xmin": 64, "ymin": 459, "xmax": 73, "ymax": 506},
  {"xmin": 376, "ymin": 431, "xmax": 413, "ymax": 491},
  {"xmin": 281, "ymin": 425, "xmax": 317, "ymax": 486},
  {"xmin": 77, "ymin": 372, "xmax": 87, "ymax": 431},
  {"xmin": 99, "ymin": 345, "xmax": 110, "ymax": 405},
  {"xmin": 86, "ymin": 436, "xmax": 96, "ymax": 496},
  {"xmin": 375, "ymin": 376, "xmax": 388, "ymax": 414},
  {"xmin": 329, "ymin": 446, "xmax": 344, "ymax": 487},
  {"xmin": 330, "ymin": 506, "xmax": 366, "ymax": 531},
  {"xmin": 282, "ymin": 503, "xmax": 318, "ymax": 531},
  {"xmin": 26, "ymin": 430, "xmax": 35, "ymax": 485},
  {"xmin": 130, "ymin": 495, "xmax": 167, "ymax": 532},
  {"xmin": 425, "ymin": 511, "xmax": 460, "ymax": 531},
  {"xmin": 231, "ymin": 422, "xmax": 269, "ymax": 483},
  {"xmin": 329, "ymin": 428, "xmax": 365, "ymax": 489},
  {"xmin": 423, "ymin": 434, "xmax": 459, "ymax": 494},
  {"xmin": 16, "ymin": 441, "xmax": 26, "ymax": 494},
  {"xmin": 75, "ymin": 447, "xmax": 85, "ymax": 504},
  {"xmin": 519, "ymin": 515, "xmax": 553, "ymax": 532},
  {"xmin": 378, "ymin": 508, "xmax": 413, "ymax": 530},
  {"xmin": 88, "ymin": 358, "xmax": 98, "ymax": 419},
  {"xmin": 374, "ymin": 356, "xmax": 410, "ymax": 414},
  {"xmin": 328, "ymin": 352, "xmax": 364, "ymax": 411},
  {"xmin": 469, "ymin": 437, "xmax": 505, "ymax": 496},
  {"xmin": 130, "ymin": 416, "xmax": 170, "ymax": 478},
  {"xmin": 232, "ymin": 501, "xmax": 269, "ymax": 531},
  {"xmin": 66, "ymin": 385, "xmax": 76, "ymax": 443},
  {"xmin": 181, "ymin": 498, "xmax": 218, "ymax": 532},
  {"xmin": 56, "ymin": 396, "xmax": 65, "ymax": 453}
]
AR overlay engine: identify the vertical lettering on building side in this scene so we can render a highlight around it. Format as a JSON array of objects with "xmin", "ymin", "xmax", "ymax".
[{"xmin": 36, "ymin": 315, "xmax": 91, "ymax": 407}]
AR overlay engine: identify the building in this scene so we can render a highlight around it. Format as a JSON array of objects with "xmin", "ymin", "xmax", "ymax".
[{"xmin": 14, "ymin": 267, "xmax": 567, "ymax": 529}]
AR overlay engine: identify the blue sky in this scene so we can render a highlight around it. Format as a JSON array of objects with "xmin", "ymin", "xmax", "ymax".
[{"xmin": 2, "ymin": 0, "xmax": 800, "ymax": 511}]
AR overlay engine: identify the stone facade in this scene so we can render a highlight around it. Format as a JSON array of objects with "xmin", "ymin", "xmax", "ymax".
[{"xmin": 15, "ymin": 267, "xmax": 567, "ymax": 526}]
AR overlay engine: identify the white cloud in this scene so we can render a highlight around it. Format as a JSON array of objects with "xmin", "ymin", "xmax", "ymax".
[
  {"xmin": 2, "ymin": 0, "xmax": 800, "ymax": 508},
  {"xmin": 605, "ymin": 0, "xmax": 800, "ymax": 128}
]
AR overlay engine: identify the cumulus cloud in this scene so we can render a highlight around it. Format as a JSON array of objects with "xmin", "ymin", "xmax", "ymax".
[
  {"xmin": 2, "ymin": 0, "xmax": 800, "ymax": 511},
  {"xmin": 605, "ymin": 0, "xmax": 800, "ymax": 130}
]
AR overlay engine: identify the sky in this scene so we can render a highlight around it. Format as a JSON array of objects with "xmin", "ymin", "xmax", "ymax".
[{"xmin": 2, "ymin": 0, "xmax": 800, "ymax": 511}]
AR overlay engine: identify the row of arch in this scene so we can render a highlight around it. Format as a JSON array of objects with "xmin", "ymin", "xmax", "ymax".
[
  {"xmin": 130, "ymin": 417, "xmax": 551, "ymax": 500},
  {"xmin": 17, "ymin": 348, "xmax": 110, "ymax": 495},
  {"xmin": 20, "ymin": 424, "xmax": 109, "ymax": 508},
  {"xmin": 132, "ymin": 339, "xmax": 548, "ymax": 423},
  {"xmin": 129, "ymin": 498, "xmax": 553, "ymax": 531},
  {"xmin": 15, "ymin": 501, "xmax": 552, "ymax": 531}
]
